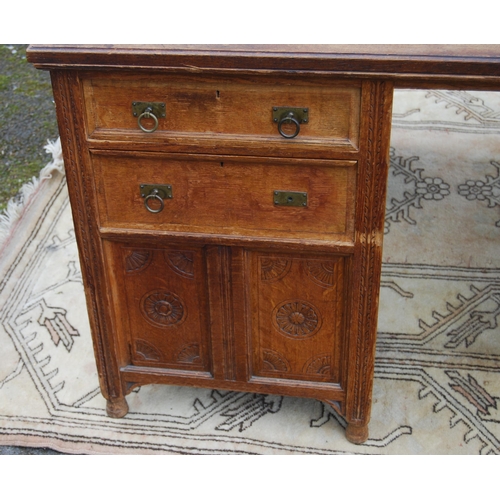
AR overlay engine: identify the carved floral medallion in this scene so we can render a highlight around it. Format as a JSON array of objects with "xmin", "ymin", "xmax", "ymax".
[
  {"xmin": 272, "ymin": 300, "xmax": 321, "ymax": 339},
  {"xmin": 141, "ymin": 290, "xmax": 186, "ymax": 327}
]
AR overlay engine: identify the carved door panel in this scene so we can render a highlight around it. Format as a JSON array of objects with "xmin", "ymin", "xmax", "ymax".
[
  {"xmin": 106, "ymin": 242, "xmax": 212, "ymax": 374},
  {"xmin": 249, "ymin": 251, "xmax": 346, "ymax": 384}
]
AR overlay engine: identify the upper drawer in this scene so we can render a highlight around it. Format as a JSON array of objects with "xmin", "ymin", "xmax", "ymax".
[
  {"xmin": 82, "ymin": 73, "xmax": 361, "ymax": 154},
  {"xmin": 92, "ymin": 152, "xmax": 356, "ymax": 243}
]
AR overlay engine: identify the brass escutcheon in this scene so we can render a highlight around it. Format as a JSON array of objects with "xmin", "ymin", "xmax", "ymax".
[{"xmin": 273, "ymin": 190, "xmax": 308, "ymax": 207}]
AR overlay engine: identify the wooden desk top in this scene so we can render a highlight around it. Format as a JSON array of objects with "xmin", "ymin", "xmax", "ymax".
[{"xmin": 27, "ymin": 44, "xmax": 500, "ymax": 90}]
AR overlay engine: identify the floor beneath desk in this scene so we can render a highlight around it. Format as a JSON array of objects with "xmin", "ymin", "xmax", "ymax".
[
  {"xmin": 0, "ymin": 445, "xmax": 65, "ymax": 455},
  {"xmin": 1, "ymin": 88, "xmax": 500, "ymax": 455}
]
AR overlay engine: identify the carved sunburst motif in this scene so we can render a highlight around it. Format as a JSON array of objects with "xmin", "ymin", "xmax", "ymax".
[
  {"xmin": 141, "ymin": 290, "xmax": 185, "ymax": 327},
  {"xmin": 304, "ymin": 355, "xmax": 332, "ymax": 376},
  {"xmin": 177, "ymin": 343, "xmax": 201, "ymax": 364},
  {"xmin": 135, "ymin": 340, "xmax": 162, "ymax": 361},
  {"xmin": 260, "ymin": 258, "xmax": 291, "ymax": 282},
  {"xmin": 305, "ymin": 260, "xmax": 336, "ymax": 288},
  {"xmin": 273, "ymin": 300, "xmax": 321, "ymax": 339},
  {"xmin": 165, "ymin": 251, "xmax": 195, "ymax": 279},
  {"xmin": 124, "ymin": 250, "xmax": 153, "ymax": 273},
  {"xmin": 262, "ymin": 349, "xmax": 290, "ymax": 372}
]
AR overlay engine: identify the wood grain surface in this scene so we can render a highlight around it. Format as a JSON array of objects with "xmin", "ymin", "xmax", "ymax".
[
  {"xmin": 91, "ymin": 152, "xmax": 356, "ymax": 242},
  {"xmin": 27, "ymin": 45, "xmax": 500, "ymax": 89},
  {"xmin": 31, "ymin": 45, "xmax": 481, "ymax": 444}
]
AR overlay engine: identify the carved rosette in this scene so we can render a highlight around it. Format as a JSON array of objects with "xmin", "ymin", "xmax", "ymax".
[
  {"xmin": 305, "ymin": 260, "xmax": 336, "ymax": 288},
  {"xmin": 260, "ymin": 258, "xmax": 291, "ymax": 282},
  {"xmin": 135, "ymin": 339, "xmax": 162, "ymax": 361},
  {"xmin": 141, "ymin": 290, "xmax": 186, "ymax": 327},
  {"xmin": 176, "ymin": 343, "xmax": 201, "ymax": 364},
  {"xmin": 165, "ymin": 251, "xmax": 195, "ymax": 279},
  {"xmin": 262, "ymin": 349, "xmax": 290, "ymax": 372},
  {"xmin": 124, "ymin": 250, "xmax": 153, "ymax": 274},
  {"xmin": 304, "ymin": 355, "xmax": 332, "ymax": 376},
  {"xmin": 272, "ymin": 300, "xmax": 321, "ymax": 339}
]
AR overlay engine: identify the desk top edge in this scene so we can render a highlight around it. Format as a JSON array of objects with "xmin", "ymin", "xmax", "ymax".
[
  {"xmin": 26, "ymin": 44, "xmax": 500, "ymax": 87},
  {"xmin": 26, "ymin": 44, "xmax": 500, "ymax": 57}
]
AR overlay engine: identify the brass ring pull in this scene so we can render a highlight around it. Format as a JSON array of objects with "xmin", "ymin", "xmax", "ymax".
[
  {"xmin": 144, "ymin": 189, "xmax": 164, "ymax": 213},
  {"xmin": 138, "ymin": 107, "xmax": 159, "ymax": 133},
  {"xmin": 278, "ymin": 112, "xmax": 300, "ymax": 139}
]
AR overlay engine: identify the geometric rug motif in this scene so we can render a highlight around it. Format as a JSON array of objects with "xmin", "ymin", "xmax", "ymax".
[{"xmin": 0, "ymin": 90, "xmax": 499, "ymax": 454}]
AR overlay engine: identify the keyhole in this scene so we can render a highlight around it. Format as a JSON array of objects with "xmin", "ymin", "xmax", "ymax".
[
  {"xmin": 216, "ymin": 90, "xmax": 220, "ymax": 98},
  {"xmin": 287, "ymin": 196, "xmax": 293, "ymax": 203}
]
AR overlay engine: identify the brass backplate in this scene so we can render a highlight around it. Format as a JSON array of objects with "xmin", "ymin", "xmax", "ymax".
[
  {"xmin": 273, "ymin": 190, "xmax": 308, "ymax": 207},
  {"xmin": 132, "ymin": 102, "xmax": 166, "ymax": 118},
  {"xmin": 272, "ymin": 107, "xmax": 309, "ymax": 123},
  {"xmin": 140, "ymin": 184, "xmax": 173, "ymax": 199}
]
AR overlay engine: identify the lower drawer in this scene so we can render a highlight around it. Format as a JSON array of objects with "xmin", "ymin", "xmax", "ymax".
[{"xmin": 92, "ymin": 152, "xmax": 356, "ymax": 242}]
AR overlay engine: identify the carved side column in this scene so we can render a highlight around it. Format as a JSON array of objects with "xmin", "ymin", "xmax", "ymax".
[
  {"xmin": 50, "ymin": 70, "xmax": 128, "ymax": 417},
  {"xmin": 345, "ymin": 80, "xmax": 394, "ymax": 443}
]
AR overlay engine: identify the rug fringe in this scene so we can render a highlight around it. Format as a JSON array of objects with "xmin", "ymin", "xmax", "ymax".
[{"xmin": 0, "ymin": 138, "xmax": 64, "ymax": 250}]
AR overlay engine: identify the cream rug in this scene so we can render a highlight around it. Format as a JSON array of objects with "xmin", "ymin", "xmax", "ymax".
[{"xmin": 1, "ymin": 90, "xmax": 500, "ymax": 454}]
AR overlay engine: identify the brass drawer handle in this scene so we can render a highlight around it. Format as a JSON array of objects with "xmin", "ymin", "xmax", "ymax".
[
  {"xmin": 138, "ymin": 107, "xmax": 159, "ymax": 133},
  {"xmin": 132, "ymin": 102, "xmax": 165, "ymax": 133},
  {"xmin": 278, "ymin": 112, "xmax": 301, "ymax": 139},
  {"xmin": 140, "ymin": 184, "xmax": 173, "ymax": 213},
  {"xmin": 273, "ymin": 107, "xmax": 309, "ymax": 139},
  {"xmin": 144, "ymin": 189, "xmax": 164, "ymax": 213}
]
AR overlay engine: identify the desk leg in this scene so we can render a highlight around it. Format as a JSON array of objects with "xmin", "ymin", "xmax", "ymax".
[
  {"xmin": 345, "ymin": 80, "xmax": 394, "ymax": 444},
  {"xmin": 346, "ymin": 422, "xmax": 369, "ymax": 444},
  {"xmin": 106, "ymin": 396, "xmax": 129, "ymax": 418},
  {"xmin": 51, "ymin": 70, "xmax": 131, "ymax": 421}
]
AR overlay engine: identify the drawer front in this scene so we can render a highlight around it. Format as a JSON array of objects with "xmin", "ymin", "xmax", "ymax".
[
  {"xmin": 82, "ymin": 73, "xmax": 361, "ymax": 151},
  {"xmin": 93, "ymin": 152, "xmax": 356, "ymax": 242}
]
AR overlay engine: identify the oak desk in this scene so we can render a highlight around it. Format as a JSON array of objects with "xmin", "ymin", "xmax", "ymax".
[{"xmin": 27, "ymin": 45, "xmax": 500, "ymax": 443}]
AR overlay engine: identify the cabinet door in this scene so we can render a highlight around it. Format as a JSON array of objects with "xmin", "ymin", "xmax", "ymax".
[
  {"xmin": 106, "ymin": 242, "xmax": 212, "ymax": 375},
  {"xmin": 249, "ymin": 251, "xmax": 346, "ymax": 384}
]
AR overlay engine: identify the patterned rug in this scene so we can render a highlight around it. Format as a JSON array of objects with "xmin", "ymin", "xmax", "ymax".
[{"xmin": 1, "ymin": 89, "xmax": 500, "ymax": 454}]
